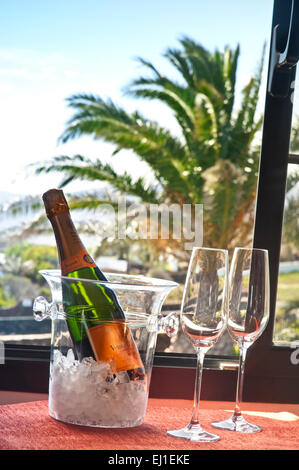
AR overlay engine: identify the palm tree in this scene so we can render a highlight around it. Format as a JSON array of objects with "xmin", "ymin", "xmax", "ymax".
[{"xmin": 32, "ymin": 37, "xmax": 265, "ymax": 259}]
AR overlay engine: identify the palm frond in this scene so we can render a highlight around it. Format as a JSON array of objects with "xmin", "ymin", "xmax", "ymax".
[
  {"xmin": 222, "ymin": 44, "xmax": 240, "ymax": 119},
  {"xmin": 163, "ymin": 46, "xmax": 195, "ymax": 88},
  {"xmin": 179, "ymin": 36, "xmax": 214, "ymax": 87},
  {"xmin": 202, "ymin": 159, "xmax": 253, "ymax": 248},
  {"xmin": 125, "ymin": 73, "xmax": 195, "ymax": 139},
  {"xmin": 34, "ymin": 154, "xmax": 161, "ymax": 203},
  {"xmin": 56, "ymin": 96, "xmax": 196, "ymax": 200}
]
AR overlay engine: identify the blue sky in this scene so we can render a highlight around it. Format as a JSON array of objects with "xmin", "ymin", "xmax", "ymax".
[{"xmin": 0, "ymin": 0, "xmax": 275, "ymax": 196}]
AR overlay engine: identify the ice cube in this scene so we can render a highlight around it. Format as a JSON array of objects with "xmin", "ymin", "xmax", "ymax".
[
  {"xmin": 49, "ymin": 349, "xmax": 148, "ymax": 427},
  {"xmin": 66, "ymin": 349, "xmax": 75, "ymax": 364},
  {"xmin": 81, "ymin": 356, "xmax": 95, "ymax": 367},
  {"xmin": 115, "ymin": 370, "xmax": 130, "ymax": 384}
]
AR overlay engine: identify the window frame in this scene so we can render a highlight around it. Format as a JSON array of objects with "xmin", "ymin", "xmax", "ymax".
[
  {"xmin": 1, "ymin": 0, "xmax": 299, "ymax": 404},
  {"xmin": 245, "ymin": 0, "xmax": 299, "ymax": 404}
]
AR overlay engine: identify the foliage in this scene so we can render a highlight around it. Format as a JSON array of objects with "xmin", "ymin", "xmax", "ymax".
[
  {"xmin": 274, "ymin": 271, "xmax": 299, "ymax": 343},
  {"xmin": 282, "ymin": 168, "xmax": 299, "ymax": 256},
  {"xmin": 2, "ymin": 243, "xmax": 58, "ymax": 285},
  {"xmin": 0, "ymin": 280, "xmax": 16, "ymax": 307},
  {"xmin": 0, "ymin": 243, "xmax": 57, "ymax": 307},
  {"xmin": 0, "ymin": 274, "xmax": 41, "ymax": 307}
]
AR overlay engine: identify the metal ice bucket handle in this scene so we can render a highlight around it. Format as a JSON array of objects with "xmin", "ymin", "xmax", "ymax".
[{"xmin": 33, "ymin": 295, "xmax": 179, "ymax": 337}]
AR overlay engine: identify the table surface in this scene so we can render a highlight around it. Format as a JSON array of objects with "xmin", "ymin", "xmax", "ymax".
[{"xmin": 0, "ymin": 395, "xmax": 298, "ymax": 451}]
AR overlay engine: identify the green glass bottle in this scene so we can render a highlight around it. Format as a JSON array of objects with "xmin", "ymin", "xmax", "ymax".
[{"xmin": 42, "ymin": 189, "xmax": 144, "ymax": 379}]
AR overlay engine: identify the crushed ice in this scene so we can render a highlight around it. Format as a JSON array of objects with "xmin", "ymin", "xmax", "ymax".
[{"xmin": 49, "ymin": 349, "xmax": 148, "ymax": 427}]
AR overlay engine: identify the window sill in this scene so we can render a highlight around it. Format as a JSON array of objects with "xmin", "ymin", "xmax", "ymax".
[{"xmin": 1, "ymin": 345, "xmax": 299, "ymax": 403}]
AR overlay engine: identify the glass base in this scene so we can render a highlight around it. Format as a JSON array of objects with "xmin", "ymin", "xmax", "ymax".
[
  {"xmin": 167, "ymin": 423, "xmax": 220, "ymax": 442},
  {"xmin": 211, "ymin": 413, "xmax": 261, "ymax": 433}
]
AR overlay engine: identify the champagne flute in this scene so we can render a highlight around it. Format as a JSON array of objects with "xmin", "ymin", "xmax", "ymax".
[
  {"xmin": 211, "ymin": 247, "xmax": 270, "ymax": 433},
  {"xmin": 167, "ymin": 247, "xmax": 228, "ymax": 442}
]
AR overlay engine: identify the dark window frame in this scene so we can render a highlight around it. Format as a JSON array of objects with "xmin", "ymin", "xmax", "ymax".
[
  {"xmin": 1, "ymin": 0, "xmax": 299, "ymax": 404},
  {"xmin": 245, "ymin": 0, "xmax": 299, "ymax": 404}
]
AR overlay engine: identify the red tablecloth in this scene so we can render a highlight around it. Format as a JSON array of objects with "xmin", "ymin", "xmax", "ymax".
[{"xmin": 0, "ymin": 398, "xmax": 298, "ymax": 450}]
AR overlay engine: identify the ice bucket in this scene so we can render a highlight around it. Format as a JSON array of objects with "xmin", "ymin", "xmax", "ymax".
[{"xmin": 33, "ymin": 270, "xmax": 178, "ymax": 428}]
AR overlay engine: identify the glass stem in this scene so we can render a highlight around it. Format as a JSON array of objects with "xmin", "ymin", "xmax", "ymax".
[
  {"xmin": 234, "ymin": 346, "xmax": 247, "ymax": 418},
  {"xmin": 190, "ymin": 349, "xmax": 205, "ymax": 425}
]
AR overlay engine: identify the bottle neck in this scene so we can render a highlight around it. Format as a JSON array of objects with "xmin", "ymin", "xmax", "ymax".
[{"xmin": 48, "ymin": 211, "xmax": 96, "ymax": 275}]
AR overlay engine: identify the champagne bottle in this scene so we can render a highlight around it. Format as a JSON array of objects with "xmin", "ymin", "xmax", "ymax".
[{"xmin": 42, "ymin": 188, "xmax": 145, "ymax": 380}]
